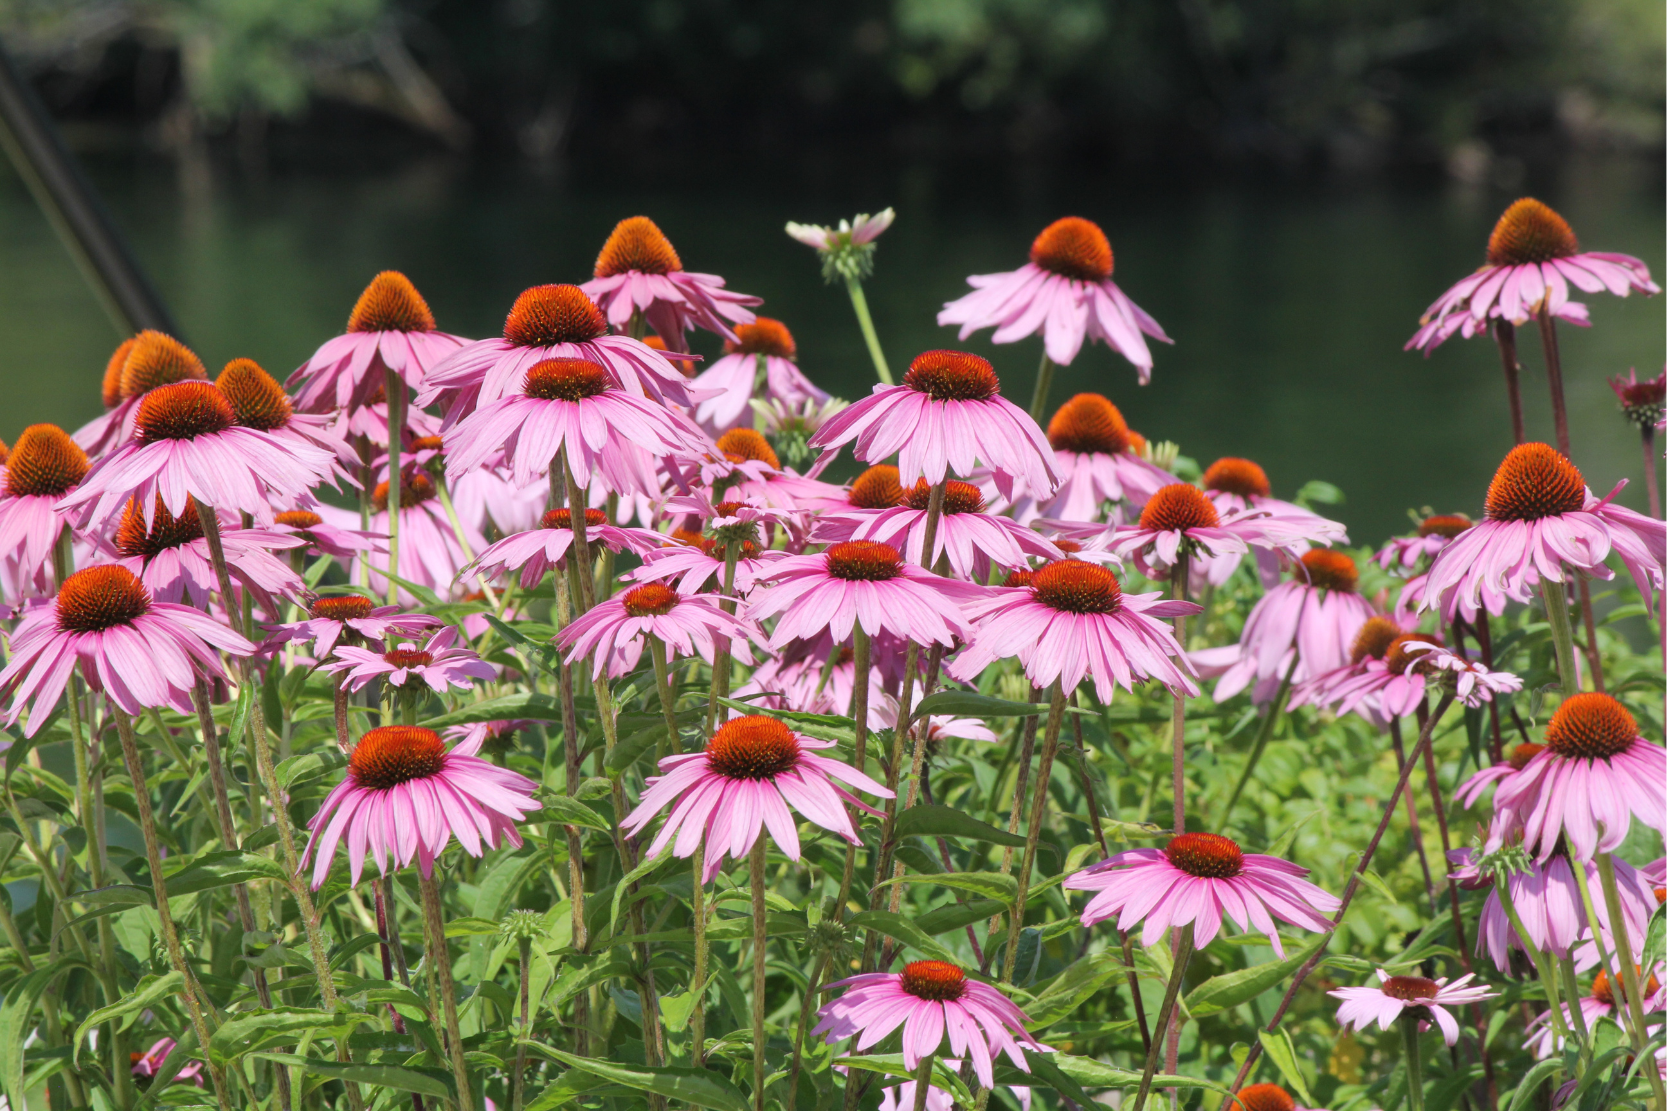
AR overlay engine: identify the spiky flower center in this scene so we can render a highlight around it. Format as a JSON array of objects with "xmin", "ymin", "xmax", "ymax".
[
  {"xmin": 57, "ymin": 565, "xmax": 151, "ymax": 633},
  {"xmin": 118, "ymin": 331, "xmax": 207, "ymax": 401},
  {"xmin": 1381, "ymin": 976, "xmax": 1440, "ymax": 1002},
  {"xmin": 542, "ymin": 507, "xmax": 608, "ymax": 530},
  {"xmin": 899, "ymin": 960, "xmax": 969, "ymax": 1002},
  {"xmin": 1544, "ymin": 693, "xmax": 1636, "ymax": 760},
  {"xmin": 135, "ymin": 381, "xmax": 236, "ymax": 443},
  {"xmin": 1236, "ymin": 1084, "xmax": 1296, "ymax": 1111},
  {"xmin": 825, "ymin": 540, "xmax": 903, "ymax": 582},
  {"xmin": 5, "ymin": 424, "xmax": 89, "ymax": 497},
  {"xmin": 1047, "ymin": 393, "xmax": 1130, "ymax": 454},
  {"xmin": 904, "ymin": 351, "xmax": 999, "ymax": 402},
  {"xmin": 1164, "ymin": 832, "xmax": 1244, "ymax": 878},
  {"xmin": 1031, "ymin": 560, "xmax": 1122, "ymax": 614},
  {"xmin": 384, "ymin": 649, "xmax": 434, "ymax": 670},
  {"xmin": 503, "ymin": 284, "xmax": 607, "ymax": 347},
  {"xmin": 903, "ymin": 479, "xmax": 984, "ymax": 514},
  {"xmin": 102, "ymin": 337, "xmax": 136, "ymax": 409},
  {"xmin": 1487, "ymin": 199, "xmax": 1579, "ymax": 266},
  {"xmin": 1139, "ymin": 483, "xmax": 1221, "ymax": 532},
  {"xmin": 411, "ymin": 435, "xmax": 445, "ymax": 453},
  {"xmin": 1384, "ymin": 632, "xmax": 1443, "ymax": 676},
  {"xmin": 350, "ymin": 725, "xmax": 447, "ymax": 790},
  {"xmin": 1591, "ymin": 968, "xmax": 1660, "ymax": 1008},
  {"xmin": 594, "ymin": 216, "xmax": 682, "ymax": 277},
  {"xmin": 724, "ymin": 318, "xmax": 795, "ymax": 358},
  {"xmin": 1350, "ymin": 616, "xmax": 1404, "ymax": 663},
  {"xmin": 1484, "ymin": 443, "xmax": 1584, "ymax": 521},
  {"xmin": 1030, "ymin": 216, "xmax": 1114, "ymax": 282},
  {"xmin": 348, "ymin": 271, "xmax": 436, "ymax": 333},
  {"xmin": 1203, "ymin": 457, "xmax": 1271, "ymax": 499},
  {"xmin": 717, "ymin": 428, "xmax": 781, "ymax": 470},
  {"xmin": 311, "ymin": 596, "xmax": 374, "ymax": 621},
  {"xmin": 1003, "ymin": 568, "xmax": 1035, "ymax": 588},
  {"xmin": 277, "ymin": 510, "xmax": 323, "ymax": 529},
  {"xmin": 621, "ymin": 583, "xmax": 679, "ymax": 616},
  {"xmin": 373, "ymin": 473, "xmax": 436, "ymax": 512},
  {"xmin": 1417, "ymin": 514, "xmax": 1473, "ymax": 539},
  {"xmin": 525, "ymin": 358, "xmax": 613, "ymax": 402},
  {"xmin": 848, "ymin": 465, "xmax": 903, "ymax": 508},
  {"xmin": 217, "ymin": 358, "xmax": 293, "ymax": 430},
  {"xmin": 1299, "ymin": 549, "xmax": 1357, "ymax": 592},
  {"xmin": 115, "ymin": 497, "xmax": 202, "ymax": 558},
  {"xmin": 1507, "ymin": 742, "xmax": 1545, "ymax": 771},
  {"xmin": 706, "ymin": 715, "xmax": 800, "ymax": 780}
]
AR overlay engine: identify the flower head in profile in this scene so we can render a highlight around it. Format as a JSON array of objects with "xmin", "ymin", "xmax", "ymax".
[
  {"xmin": 0, "ymin": 565, "xmax": 253, "ymax": 734},
  {"xmin": 1492, "ymin": 693, "xmax": 1665, "ymax": 861},
  {"xmin": 75, "ymin": 331, "xmax": 208, "ymax": 459},
  {"xmin": 1408, "ymin": 198, "xmax": 1658, "ymax": 354},
  {"xmin": 1329, "ymin": 970, "xmax": 1497, "ymax": 1045},
  {"xmin": 1196, "ymin": 457, "xmax": 1349, "ymax": 586},
  {"xmin": 1609, "ymin": 367, "xmax": 1667, "ymax": 431},
  {"xmin": 326, "ymin": 626, "xmax": 495, "ymax": 695},
  {"xmin": 809, "ymin": 350, "xmax": 1057, "ymax": 501},
  {"xmin": 621, "ymin": 714, "xmax": 893, "ymax": 881},
  {"xmin": 303, "ymin": 724, "xmax": 540, "ymax": 887},
  {"xmin": 1065, "ymin": 832, "xmax": 1338, "ymax": 956},
  {"xmin": 269, "ymin": 507, "xmax": 383, "ymax": 562},
  {"xmin": 813, "ymin": 959, "xmax": 1037, "ymax": 1089},
  {"xmin": 463, "ymin": 507, "xmax": 663, "ymax": 590},
  {"xmin": 786, "ymin": 208, "xmax": 895, "ymax": 282},
  {"xmin": 579, "ymin": 215, "xmax": 760, "ymax": 347},
  {"xmin": 1526, "ymin": 966, "xmax": 1662, "ymax": 1059},
  {"xmin": 938, "ymin": 217, "xmax": 1173, "ymax": 381},
  {"xmin": 691, "ymin": 317, "xmax": 830, "ymax": 437},
  {"xmin": 0, "ymin": 424, "xmax": 91, "ymax": 591},
  {"xmin": 949, "ymin": 560, "xmax": 1199, "ymax": 700},
  {"xmin": 289, "ymin": 271, "xmax": 469, "ymax": 412},
  {"xmin": 557, "ymin": 582, "xmax": 767, "ymax": 679},
  {"xmin": 1109, "ymin": 482, "xmax": 1299, "ymax": 582},
  {"xmin": 112, "ymin": 495, "xmax": 306, "ymax": 615},
  {"xmin": 264, "ymin": 594, "xmax": 440, "ymax": 659},
  {"xmin": 1033, "ymin": 393, "xmax": 1177, "ymax": 521}
]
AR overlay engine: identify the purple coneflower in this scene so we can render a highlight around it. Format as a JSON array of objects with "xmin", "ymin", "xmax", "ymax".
[
  {"xmin": 264, "ymin": 595, "xmax": 440, "ymax": 659},
  {"xmin": 558, "ymin": 582, "xmax": 766, "ymax": 680},
  {"xmin": 76, "ymin": 331, "xmax": 208, "ymax": 459},
  {"xmin": 0, "ymin": 424, "xmax": 90, "ymax": 590},
  {"xmin": 464, "ymin": 507, "xmax": 663, "ymax": 590},
  {"xmin": 1109, "ymin": 482, "xmax": 1297, "ymax": 583},
  {"xmin": 326, "ymin": 626, "xmax": 495, "ymax": 695},
  {"xmin": 217, "ymin": 358, "xmax": 357, "ymax": 480},
  {"xmin": 322, "ymin": 471, "xmax": 483, "ymax": 604},
  {"xmin": 131, "ymin": 1037, "xmax": 203, "ymax": 1087},
  {"xmin": 1329, "ymin": 970, "xmax": 1497, "ymax": 1045},
  {"xmin": 1197, "ymin": 457, "xmax": 1349, "ymax": 586},
  {"xmin": 579, "ymin": 216, "xmax": 759, "ymax": 346},
  {"xmin": 1034, "ymin": 393, "xmax": 1175, "ymax": 520},
  {"xmin": 111, "ymin": 496, "xmax": 305, "ymax": 614},
  {"xmin": 303, "ymin": 724, "xmax": 539, "ymax": 886},
  {"xmin": 289, "ymin": 271, "xmax": 469, "ymax": 413},
  {"xmin": 690, "ymin": 318, "xmax": 828, "ymax": 436},
  {"xmin": 1526, "ymin": 967, "xmax": 1662, "ymax": 1058}
]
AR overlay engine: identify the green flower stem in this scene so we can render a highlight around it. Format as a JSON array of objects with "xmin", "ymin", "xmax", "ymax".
[
  {"xmin": 420, "ymin": 871, "xmax": 474, "ymax": 1111},
  {"xmin": 1538, "ymin": 579, "xmax": 1579, "ymax": 694},
  {"xmin": 705, "ymin": 538, "xmax": 742, "ymax": 735},
  {"xmin": 786, "ymin": 948, "xmax": 830, "ymax": 1111},
  {"xmin": 1219, "ymin": 653, "xmax": 1298, "ymax": 828},
  {"xmin": 1595, "ymin": 853, "xmax": 1667, "ymax": 1111},
  {"xmin": 1129, "ymin": 924, "xmax": 1195, "ymax": 1111},
  {"xmin": 1401, "ymin": 1012, "xmax": 1426, "ymax": 1111},
  {"xmin": 691, "ymin": 844, "xmax": 709, "ymax": 1066},
  {"xmin": 1492, "ymin": 875, "xmax": 1572, "ymax": 1050},
  {"xmin": 1556, "ymin": 954, "xmax": 1593, "ymax": 1060},
  {"xmin": 375, "ymin": 883, "xmax": 426, "ymax": 1111},
  {"xmin": 984, "ymin": 689, "xmax": 1041, "ymax": 961},
  {"xmin": 112, "ymin": 709, "xmax": 233, "ymax": 1111},
  {"xmin": 844, "ymin": 276, "xmax": 892, "ymax": 385},
  {"xmin": 750, "ymin": 838, "xmax": 770, "ymax": 1111},
  {"xmin": 910, "ymin": 1053, "xmax": 936, "ymax": 1111},
  {"xmin": 1386, "ymin": 717, "xmax": 1438, "ymax": 912},
  {"xmin": 833, "ymin": 625, "xmax": 873, "ymax": 918},
  {"xmin": 1000, "ymin": 681, "xmax": 1067, "ymax": 984},
  {"xmin": 650, "ymin": 634, "xmax": 679, "ymax": 757},
  {"xmin": 560, "ymin": 450, "xmax": 597, "ymax": 613},
  {"xmin": 1162, "ymin": 554, "xmax": 1191, "ymax": 1083},
  {"xmin": 1027, "ymin": 350, "xmax": 1054, "ymax": 423},
  {"xmin": 513, "ymin": 935, "xmax": 531, "ymax": 1111},
  {"xmin": 1491, "ymin": 319, "xmax": 1526, "ymax": 445},
  {"xmin": 384, "ymin": 365, "xmax": 405, "ymax": 606}
]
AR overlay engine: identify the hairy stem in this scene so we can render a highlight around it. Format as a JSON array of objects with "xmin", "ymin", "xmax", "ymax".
[{"xmin": 844, "ymin": 276, "xmax": 892, "ymax": 385}]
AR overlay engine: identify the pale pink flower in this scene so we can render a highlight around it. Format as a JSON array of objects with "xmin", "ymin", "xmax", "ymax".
[
  {"xmin": 321, "ymin": 471, "xmax": 484, "ymax": 605},
  {"xmin": 690, "ymin": 318, "xmax": 829, "ymax": 436},
  {"xmin": 579, "ymin": 216, "xmax": 759, "ymax": 346},
  {"xmin": 269, "ymin": 507, "xmax": 383, "ymax": 563},
  {"xmin": 76, "ymin": 331, "xmax": 210, "ymax": 460},
  {"xmin": 1447, "ymin": 849, "xmax": 1590, "ymax": 969},
  {"xmin": 450, "ymin": 463, "xmax": 551, "ymax": 537},
  {"xmin": 264, "ymin": 595, "xmax": 441, "ymax": 659},
  {"xmin": 1318, "ymin": 634, "xmax": 1519, "ymax": 719},
  {"xmin": 698, "ymin": 430, "xmax": 847, "ymax": 518},
  {"xmin": 1035, "ymin": 393, "xmax": 1176, "ymax": 521},
  {"xmin": 938, "ymin": 217, "xmax": 1171, "ymax": 381},
  {"xmin": 878, "ymin": 1060, "xmax": 1033, "ymax": 1111},
  {"xmin": 1108, "ymin": 482, "xmax": 1300, "ymax": 583},
  {"xmin": 463, "ymin": 507, "xmax": 663, "ymax": 590},
  {"xmin": 735, "ymin": 629, "xmax": 917, "ymax": 717},
  {"xmin": 786, "ymin": 209, "xmax": 894, "ymax": 253},
  {"xmin": 303, "ymin": 725, "xmax": 539, "ymax": 886},
  {"xmin": 629, "ymin": 535, "xmax": 785, "ymax": 596},
  {"xmin": 1197, "ymin": 457, "xmax": 1350, "ymax": 587},
  {"xmin": 1525, "ymin": 972, "xmax": 1657, "ymax": 1060},
  {"xmin": 110, "ymin": 497, "xmax": 305, "ymax": 615},
  {"xmin": 289, "ymin": 272, "xmax": 468, "ymax": 412},
  {"xmin": 557, "ymin": 581, "xmax": 766, "ymax": 680},
  {"xmin": 1453, "ymin": 741, "xmax": 1546, "ymax": 811},
  {"xmin": 0, "ymin": 424, "xmax": 91, "ymax": 593},
  {"xmin": 1330, "ymin": 970, "xmax": 1496, "ymax": 1045},
  {"xmin": 326, "ymin": 626, "xmax": 495, "ymax": 695},
  {"xmin": 216, "ymin": 357, "xmax": 359, "ymax": 482}
]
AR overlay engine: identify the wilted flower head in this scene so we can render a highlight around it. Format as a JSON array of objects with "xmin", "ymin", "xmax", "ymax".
[{"xmin": 785, "ymin": 209, "xmax": 895, "ymax": 282}]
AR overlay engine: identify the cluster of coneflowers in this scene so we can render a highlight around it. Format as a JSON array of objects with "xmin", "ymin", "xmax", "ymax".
[{"xmin": 0, "ymin": 197, "xmax": 1658, "ymax": 1111}]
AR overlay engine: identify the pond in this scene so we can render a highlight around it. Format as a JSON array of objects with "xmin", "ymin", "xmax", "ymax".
[{"xmin": 0, "ymin": 152, "xmax": 1659, "ymax": 546}]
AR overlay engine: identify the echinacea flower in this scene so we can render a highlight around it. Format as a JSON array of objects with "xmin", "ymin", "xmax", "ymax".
[
  {"xmin": 76, "ymin": 331, "xmax": 208, "ymax": 459},
  {"xmin": 1064, "ymin": 832, "xmax": 1338, "ymax": 956},
  {"xmin": 1448, "ymin": 848, "xmax": 1590, "ymax": 969},
  {"xmin": 878, "ymin": 1058, "xmax": 1034, "ymax": 1111},
  {"xmin": 322, "ymin": 471, "xmax": 484, "ymax": 604},
  {"xmin": 690, "ymin": 317, "xmax": 829, "ymax": 436},
  {"xmin": 1525, "ymin": 967, "xmax": 1662, "ymax": 1059},
  {"xmin": 1398, "ymin": 640, "xmax": 1522, "ymax": 707},
  {"xmin": 579, "ymin": 215, "xmax": 760, "ymax": 346},
  {"xmin": 811, "ymin": 478, "xmax": 1061, "ymax": 581},
  {"xmin": 60, "ymin": 381, "xmax": 335, "ymax": 530},
  {"xmin": 1330, "ymin": 971, "xmax": 1497, "ymax": 1045},
  {"xmin": 1108, "ymin": 482, "xmax": 1297, "ymax": 583},
  {"xmin": 621, "ymin": 714, "xmax": 892, "ymax": 881},
  {"xmin": 1288, "ymin": 614, "xmax": 1406, "ymax": 725},
  {"xmin": 1034, "ymin": 393, "xmax": 1176, "ymax": 521},
  {"xmin": 735, "ymin": 628, "xmax": 918, "ymax": 717},
  {"xmin": 111, "ymin": 495, "xmax": 306, "ymax": 614},
  {"xmin": 1492, "ymin": 692, "xmax": 1666, "ymax": 861},
  {"xmin": 786, "ymin": 209, "xmax": 894, "ymax": 282},
  {"xmin": 463, "ymin": 507, "xmax": 663, "ymax": 590},
  {"xmin": 1421, "ymin": 443, "xmax": 1666, "ymax": 617},
  {"xmin": 809, "ymin": 350, "xmax": 1057, "ymax": 501},
  {"xmin": 1610, "ymin": 367, "xmax": 1667, "ymax": 431},
  {"xmin": 326, "ymin": 625, "xmax": 495, "ymax": 695},
  {"xmin": 264, "ymin": 595, "xmax": 440, "ymax": 659},
  {"xmin": 630, "ymin": 532, "xmax": 784, "ymax": 596},
  {"xmin": 746, "ymin": 540, "xmax": 981, "ymax": 651},
  {"xmin": 450, "ymin": 461, "xmax": 553, "ymax": 536},
  {"xmin": 443, "ymin": 356, "xmax": 700, "ymax": 494},
  {"xmin": 1198, "ymin": 457, "xmax": 1349, "ymax": 586},
  {"xmin": 1408, "ymin": 198, "xmax": 1658, "ymax": 354},
  {"xmin": 217, "ymin": 358, "xmax": 356, "ymax": 478},
  {"xmin": 0, "ymin": 424, "xmax": 90, "ymax": 591},
  {"xmin": 949, "ymin": 560, "xmax": 1199, "ymax": 700},
  {"xmin": 938, "ymin": 216, "xmax": 1172, "ymax": 381},
  {"xmin": 289, "ymin": 271, "xmax": 469, "ymax": 413},
  {"xmin": 269, "ymin": 508, "xmax": 382, "ymax": 562},
  {"xmin": 703, "ymin": 428, "xmax": 846, "ymax": 515},
  {"xmin": 1376, "ymin": 513, "xmax": 1475, "ymax": 622},
  {"xmin": 813, "ymin": 960, "xmax": 1037, "ymax": 1088},
  {"xmin": 303, "ymin": 724, "xmax": 540, "ymax": 886},
  {"xmin": 557, "ymin": 582, "xmax": 767, "ymax": 680},
  {"xmin": 0, "ymin": 565, "xmax": 253, "ymax": 735},
  {"xmin": 131, "ymin": 1037, "xmax": 203, "ymax": 1087},
  {"xmin": 1454, "ymin": 741, "xmax": 1545, "ymax": 811}
]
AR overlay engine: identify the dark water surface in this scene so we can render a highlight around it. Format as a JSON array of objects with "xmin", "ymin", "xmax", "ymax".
[{"xmin": 0, "ymin": 154, "xmax": 1660, "ymax": 545}]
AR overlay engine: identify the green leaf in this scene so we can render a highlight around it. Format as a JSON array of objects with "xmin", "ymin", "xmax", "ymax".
[
  {"xmin": 1359, "ymin": 868, "xmax": 1398, "ymax": 905},
  {"xmin": 1021, "ymin": 1049, "xmax": 1094, "ymax": 1106},
  {"xmin": 1256, "ymin": 1029, "xmax": 1315, "ymax": 1106},
  {"xmin": 74, "ymin": 972, "xmax": 184, "ymax": 1065},
  {"xmin": 1294, "ymin": 479, "xmax": 1344, "ymax": 506},
  {"xmin": 835, "ymin": 1055, "xmax": 973, "ymax": 1106},
  {"xmin": 1026, "ymin": 952, "xmax": 1131, "ymax": 1028},
  {"xmin": 872, "ymin": 871, "xmax": 1018, "ymax": 905},
  {"xmin": 605, "ymin": 719, "xmax": 665, "ymax": 775},
  {"xmin": 165, "ymin": 851, "xmax": 290, "ymax": 897},
  {"xmin": 914, "ymin": 899, "xmax": 1005, "ymax": 936},
  {"xmin": 544, "ymin": 1049, "xmax": 749, "ymax": 1111},
  {"xmin": 911, "ymin": 691, "xmax": 1039, "ymax": 720},
  {"xmin": 538, "ymin": 794, "xmax": 611, "ymax": 832},
  {"xmin": 525, "ymin": 1068, "xmax": 622, "ymax": 1110},
  {"xmin": 1027, "ymin": 1052, "xmax": 1228, "ymax": 1093},
  {"xmin": 422, "ymin": 693, "xmax": 564, "ymax": 729},
  {"xmin": 892, "ymin": 804, "xmax": 1026, "ymax": 848},
  {"xmin": 1504, "ymin": 1059, "xmax": 1564, "ymax": 1111},
  {"xmin": 207, "ymin": 1008, "xmax": 375, "ymax": 1065},
  {"xmin": 1186, "ymin": 933, "xmax": 1327, "ymax": 1018},
  {"xmin": 1641, "ymin": 904, "xmax": 1664, "ymax": 973},
  {"xmin": 847, "ymin": 911, "xmax": 958, "ymax": 964},
  {"xmin": 443, "ymin": 917, "xmax": 503, "ymax": 938},
  {"xmin": 1, "ymin": 958, "xmax": 83, "ymax": 1101},
  {"xmin": 251, "ymin": 1053, "xmax": 451, "ymax": 1098}
]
